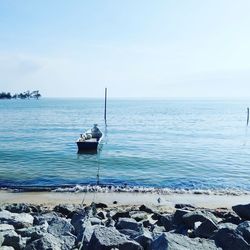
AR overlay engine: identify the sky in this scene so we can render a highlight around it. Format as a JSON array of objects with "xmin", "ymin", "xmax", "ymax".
[{"xmin": 0, "ymin": 0, "xmax": 250, "ymax": 98}]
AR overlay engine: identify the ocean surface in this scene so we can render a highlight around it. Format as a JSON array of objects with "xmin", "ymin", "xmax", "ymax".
[{"xmin": 0, "ymin": 98, "xmax": 250, "ymax": 194}]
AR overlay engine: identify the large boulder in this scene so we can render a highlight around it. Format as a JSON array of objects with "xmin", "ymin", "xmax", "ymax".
[
  {"xmin": 0, "ymin": 224, "xmax": 15, "ymax": 232},
  {"xmin": 53, "ymin": 204, "xmax": 76, "ymax": 218},
  {"xmin": 116, "ymin": 218, "xmax": 142, "ymax": 232},
  {"xmin": 86, "ymin": 226, "xmax": 143, "ymax": 250},
  {"xmin": 212, "ymin": 228, "xmax": 250, "ymax": 250},
  {"xmin": 1, "ymin": 230, "xmax": 23, "ymax": 250},
  {"xmin": 194, "ymin": 218, "xmax": 218, "ymax": 238},
  {"xmin": 70, "ymin": 209, "xmax": 88, "ymax": 239},
  {"xmin": 78, "ymin": 224, "xmax": 99, "ymax": 250},
  {"xmin": 4, "ymin": 204, "xmax": 32, "ymax": 214},
  {"xmin": 0, "ymin": 210, "xmax": 33, "ymax": 229},
  {"xmin": 156, "ymin": 214, "xmax": 173, "ymax": 231},
  {"xmin": 130, "ymin": 211, "xmax": 148, "ymax": 222},
  {"xmin": 16, "ymin": 222, "xmax": 48, "ymax": 238},
  {"xmin": 172, "ymin": 209, "xmax": 189, "ymax": 226},
  {"xmin": 33, "ymin": 212, "xmax": 58, "ymax": 226},
  {"xmin": 112, "ymin": 211, "xmax": 130, "ymax": 221},
  {"xmin": 182, "ymin": 210, "xmax": 218, "ymax": 229},
  {"xmin": 151, "ymin": 232, "xmax": 219, "ymax": 250},
  {"xmin": 134, "ymin": 229, "xmax": 153, "ymax": 250},
  {"xmin": 233, "ymin": 204, "xmax": 250, "ymax": 220},
  {"xmin": 213, "ymin": 209, "xmax": 241, "ymax": 225},
  {"xmin": 47, "ymin": 217, "xmax": 75, "ymax": 236},
  {"xmin": 25, "ymin": 232, "xmax": 75, "ymax": 250},
  {"xmin": 236, "ymin": 221, "xmax": 250, "ymax": 244}
]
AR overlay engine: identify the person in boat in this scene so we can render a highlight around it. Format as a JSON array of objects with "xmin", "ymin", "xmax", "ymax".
[{"xmin": 91, "ymin": 124, "xmax": 102, "ymax": 139}]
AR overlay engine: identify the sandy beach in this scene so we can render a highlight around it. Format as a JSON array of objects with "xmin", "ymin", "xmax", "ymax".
[{"xmin": 1, "ymin": 190, "xmax": 250, "ymax": 209}]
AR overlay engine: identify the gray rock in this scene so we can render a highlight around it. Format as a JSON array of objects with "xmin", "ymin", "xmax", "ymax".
[
  {"xmin": 0, "ymin": 210, "xmax": 33, "ymax": 229},
  {"xmin": 85, "ymin": 204, "xmax": 97, "ymax": 217},
  {"xmin": 70, "ymin": 210, "xmax": 87, "ymax": 238},
  {"xmin": 33, "ymin": 212, "xmax": 58, "ymax": 225},
  {"xmin": 1, "ymin": 230, "xmax": 22, "ymax": 250},
  {"xmin": 0, "ymin": 247, "xmax": 15, "ymax": 250},
  {"xmin": 0, "ymin": 224, "xmax": 15, "ymax": 232},
  {"xmin": 112, "ymin": 211, "xmax": 130, "ymax": 221},
  {"xmin": 47, "ymin": 217, "xmax": 75, "ymax": 236},
  {"xmin": 213, "ymin": 209, "xmax": 241, "ymax": 224},
  {"xmin": 156, "ymin": 214, "xmax": 173, "ymax": 231},
  {"xmin": 116, "ymin": 217, "xmax": 142, "ymax": 232},
  {"xmin": 152, "ymin": 226, "xmax": 166, "ymax": 238},
  {"xmin": 97, "ymin": 211, "xmax": 106, "ymax": 220},
  {"xmin": 0, "ymin": 233, "xmax": 4, "ymax": 246},
  {"xmin": 87, "ymin": 226, "xmax": 143, "ymax": 250},
  {"xmin": 194, "ymin": 219, "xmax": 218, "ymax": 238},
  {"xmin": 142, "ymin": 219, "xmax": 154, "ymax": 230},
  {"xmin": 74, "ymin": 219, "xmax": 92, "ymax": 244},
  {"xmin": 139, "ymin": 205, "xmax": 155, "ymax": 214},
  {"xmin": 175, "ymin": 204, "xmax": 196, "ymax": 210},
  {"xmin": 134, "ymin": 229, "xmax": 153, "ymax": 250},
  {"xmin": 118, "ymin": 229, "xmax": 141, "ymax": 239},
  {"xmin": 89, "ymin": 217, "xmax": 102, "ymax": 225},
  {"xmin": 236, "ymin": 221, "xmax": 250, "ymax": 244},
  {"xmin": 151, "ymin": 232, "xmax": 219, "ymax": 250},
  {"xmin": 79, "ymin": 224, "xmax": 99, "ymax": 249},
  {"xmin": 233, "ymin": 204, "xmax": 250, "ymax": 220},
  {"xmin": 173, "ymin": 209, "xmax": 189, "ymax": 226},
  {"xmin": 16, "ymin": 222, "xmax": 48, "ymax": 237},
  {"xmin": 218, "ymin": 222, "xmax": 237, "ymax": 231},
  {"xmin": 151, "ymin": 212, "xmax": 161, "ymax": 220},
  {"xmin": 105, "ymin": 218, "xmax": 115, "ymax": 227},
  {"xmin": 182, "ymin": 210, "xmax": 218, "ymax": 229},
  {"xmin": 92, "ymin": 202, "xmax": 108, "ymax": 209},
  {"xmin": 212, "ymin": 228, "xmax": 250, "ymax": 250},
  {"xmin": 4, "ymin": 203, "xmax": 32, "ymax": 214},
  {"xmin": 25, "ymin": 232, "xmax": 75, "ymax": 250},
  {"xmin": 53, "ymin": 204, "xmax": 76, "ymax": 217},
  {"xmin": 130, "ymin": 211, "xmax": 148, "ymax": 222}
]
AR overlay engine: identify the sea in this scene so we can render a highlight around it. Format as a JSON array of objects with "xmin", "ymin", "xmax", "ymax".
[{"xmin": 0, "ymin": 98, "xmax": 250, "ymax": 195}]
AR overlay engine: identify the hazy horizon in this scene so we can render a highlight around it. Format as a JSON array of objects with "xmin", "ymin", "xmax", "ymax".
[{"xmin": 1, "ymin": 1, "xmax": 250, "ymax": 99}]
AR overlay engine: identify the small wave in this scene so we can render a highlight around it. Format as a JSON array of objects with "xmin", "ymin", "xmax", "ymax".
[
  {"xmin": 51, "ymin": 184, "xmax": 250, "ymax": 196},
  {"xmin": 1, "ymin": 184, "xmax": 249, "ymax": 196}
]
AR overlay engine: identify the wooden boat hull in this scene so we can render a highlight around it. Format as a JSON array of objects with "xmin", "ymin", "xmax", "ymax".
[
  {"xmin": 77, "ymin": 141, "xmax": 98, "ymax": 151},
  {"xmin": 76, "ymin": 136, "xmax": 102, "ymax": 153}
]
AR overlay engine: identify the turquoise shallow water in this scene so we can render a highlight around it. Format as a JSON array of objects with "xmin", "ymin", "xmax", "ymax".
[{"xmin": 0, "ymin": 98, "xmax": 250, "ymax": 193}]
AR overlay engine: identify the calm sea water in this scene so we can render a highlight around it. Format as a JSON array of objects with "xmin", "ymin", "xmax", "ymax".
[{"xmin": 0, "ymin": 98, "xmax": 250, "ymax": 193}]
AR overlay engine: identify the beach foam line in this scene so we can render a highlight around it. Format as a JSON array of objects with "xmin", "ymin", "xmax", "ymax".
[{"xmin": 1, "ymin": 184, "xmax": 249, "ymax": 196}]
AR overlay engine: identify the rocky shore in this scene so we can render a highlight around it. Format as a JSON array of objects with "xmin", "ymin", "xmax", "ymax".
[{"xmin": 0, "ymin": 202, "xmax": 250, "ymax": 249}]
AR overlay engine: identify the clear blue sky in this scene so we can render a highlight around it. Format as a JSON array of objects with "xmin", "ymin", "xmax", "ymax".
[{"xmin": 0, "ymin": 0, "xmax": 250, "ymax": 98}]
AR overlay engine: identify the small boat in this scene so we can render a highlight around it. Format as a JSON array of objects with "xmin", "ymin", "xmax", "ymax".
[{"xmin": 76, "ymin": 124, "xmax": 103, "ymax": 152}]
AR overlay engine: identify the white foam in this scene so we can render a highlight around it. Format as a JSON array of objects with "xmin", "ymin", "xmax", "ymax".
[{"xmin": 52, "ymin": 185, "xmax": 250, "ymax": 196}]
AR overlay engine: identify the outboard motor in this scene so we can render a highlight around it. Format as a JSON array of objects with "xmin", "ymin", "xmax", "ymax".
[{"xmin": 91, "ymin": 124, "xmax": 102, "ymax": 139}]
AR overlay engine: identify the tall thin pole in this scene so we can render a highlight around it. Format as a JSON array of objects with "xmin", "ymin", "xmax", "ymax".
[
  {"xmin": 104, "ymin": 88, "xmax": 107, "ymax": 125},
  {"xmin": 247, "ymin": 107, "xmax": 249, "ymax": 126}
]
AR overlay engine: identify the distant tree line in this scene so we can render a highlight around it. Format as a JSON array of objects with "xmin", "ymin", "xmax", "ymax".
[{"xmin": 0, "ymin": 90, "xmax": 41, "ymax": 100}]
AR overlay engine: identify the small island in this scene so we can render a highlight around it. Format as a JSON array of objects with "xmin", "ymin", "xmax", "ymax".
[{"xmin": 0, "ymin": 90, "xmax": 41, "ymax": 100}]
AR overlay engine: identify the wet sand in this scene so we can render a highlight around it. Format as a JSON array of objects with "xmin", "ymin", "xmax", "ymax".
[{"xmin": 0, "ymin": 190, "xmax": 250, "ymax": 209}]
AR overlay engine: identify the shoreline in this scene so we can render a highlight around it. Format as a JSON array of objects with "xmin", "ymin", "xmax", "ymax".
[{"xmin": 1, "ymin": 190, "xmax": 250, "ymax": 209}]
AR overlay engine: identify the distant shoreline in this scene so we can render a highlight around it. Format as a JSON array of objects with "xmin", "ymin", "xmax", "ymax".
[{"xmin": 0, "ymin": 90, "xmax": 41, "ymax": 99}]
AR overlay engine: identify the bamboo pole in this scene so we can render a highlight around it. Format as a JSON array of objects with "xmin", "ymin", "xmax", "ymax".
[{"xmin": 104, "ymin": 88, "xmax": 107, "ymax": 125}]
